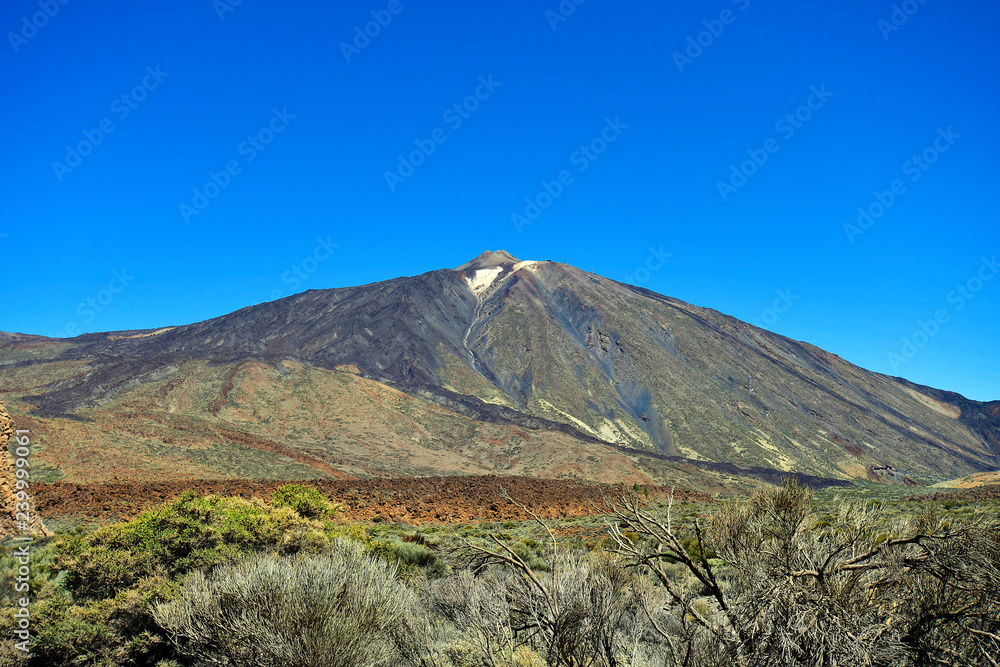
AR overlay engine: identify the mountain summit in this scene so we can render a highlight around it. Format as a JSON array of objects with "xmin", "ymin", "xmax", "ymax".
[
  {"xmin": 455, "ymin": 249, "xmax": 522, "ymax": 271},
  {"xmin": 1, "ymin": 254, "xmax": 997, "ymax": 487}
]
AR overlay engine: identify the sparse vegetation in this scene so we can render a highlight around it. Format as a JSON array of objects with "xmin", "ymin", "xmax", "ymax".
[{"xmin": 2, "ymin": 481, "xmax": 997, "ymax": 666}]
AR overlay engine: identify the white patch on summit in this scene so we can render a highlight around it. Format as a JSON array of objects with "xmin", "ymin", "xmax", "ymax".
[
  {"xmin": 464, "ymin": 259, "xmax": 539, "ymax": 295},
  {"xmin": 466, "ymin": 266, "xmax": 503, "ymax": 294}
]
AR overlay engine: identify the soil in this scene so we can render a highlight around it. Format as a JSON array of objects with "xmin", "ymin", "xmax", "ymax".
[
  {"xmin": 902, "ymin": 484, "xmax": 1000, "ymax": 502},
  {"xmin": 33, "ymin": 475, "xmax": 714, "ymax": 526}
]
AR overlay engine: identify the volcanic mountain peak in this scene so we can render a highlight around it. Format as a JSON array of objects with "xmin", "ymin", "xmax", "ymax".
[
  {"xmin": 455, "ymin": 250, "xmax": 521, "ymax": 271},
  {"xmin": 455, "ymin": 250, "xmax": 543, "ymax": 295},
  {"xmin": 3, "ymin": 252, "xmax": 999, "ymax": 489}
]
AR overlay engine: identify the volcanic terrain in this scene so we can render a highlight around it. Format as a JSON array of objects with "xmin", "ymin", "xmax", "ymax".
[{"xmin": 2, "ymin": 251, "xmax": 998, "ymax": 495}]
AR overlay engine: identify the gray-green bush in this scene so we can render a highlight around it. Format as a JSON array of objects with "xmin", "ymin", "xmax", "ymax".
[
  {"xmin": 153, "ymin": 538, "xmax": 412, "ymax": 667},
  {"xmin": 605, "ymin": 479, "xmax": 1000, "ymax": 667}
]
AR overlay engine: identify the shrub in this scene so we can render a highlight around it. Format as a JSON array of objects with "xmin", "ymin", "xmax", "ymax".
[
  {"xmin": 22, "ymin": 596, "xmax": 112, "ymax": 665},
  {"xmin": 448, "ymin": 538, "xmax": 656, "ymax": 666},
  {"xmin": 0, "ymin": 538, "xmax": 64, "ymax": 606},
  {"xmin": 271, "ymin": 484, "xmax": 342, "ymax": 519},
  {"xmin": 154, "ymin": 538, "xmax": 413, "ymax": 667},
  {"xmin": 394, "ymin": 541, "xmax": 435, "ymax": 567},
  {"xmin": 28, "ymin": 492, "xmax": 337, "ymax": 665},
  {"xmin": 53, "ymin": 492, "xmax": 329, "ymax": 600},
  {"xmin": 13, "ymin": 575, "xmax": 178, "ymax": 667},
  {"xmin": 606, "ymin": 478, "xmax": 1000, "ymax": 667}
]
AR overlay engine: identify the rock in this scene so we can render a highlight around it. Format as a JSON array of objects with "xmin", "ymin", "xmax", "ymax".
[{"xmin": 1, "ymin": 400, "xmax": 50, "ymax": 538}]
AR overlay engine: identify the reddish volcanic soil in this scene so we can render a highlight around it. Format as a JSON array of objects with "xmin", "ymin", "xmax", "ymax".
[
  {"xmin": 33, "ymin": 475, "xmax": 714, "ymax": 526},
  {"xmin": 903, "ymin": 485, "xmax": 1000, "ymax": 503}
]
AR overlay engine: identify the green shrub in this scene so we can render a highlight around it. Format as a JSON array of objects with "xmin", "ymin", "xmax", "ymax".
[
  {"xmin": 13, "ymin": 575, "xmax": 178, "ymax": 667},
  {"xmin": 23, "ymin": 492, "xmax": 366, "ymax": 666},
  {"xmin": 526, "ymin": 557, "xmax": 551, "ymax": 572},
  {"xmin": 1, "ymin": 538, "xmax": 64, "ymax": 606},
  {"xmin": 271, "ymin": 484, "xmax": 342, "ymax": 519},
  {"xmin": 510, "ymin": 542, "xmax": 532, "ymax": 561},
  {"xmin": 23, "ymin": 596, "xmax": 111, "ymax": 665},
  {"xmin": 394, "ymin": 541, "xmax": 435, "ymax": 567},
  {"xmin": 53, "ymin": 492, "xmax": 329, "ymax": 600}
]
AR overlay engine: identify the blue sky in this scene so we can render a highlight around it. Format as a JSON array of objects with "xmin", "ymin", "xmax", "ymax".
[{"xmin": 2, "ymin": 0, "xmax": 998, "ymax": 401}]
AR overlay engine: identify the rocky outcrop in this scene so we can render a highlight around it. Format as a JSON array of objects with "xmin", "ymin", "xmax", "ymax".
[{"xmin": 1, "ymin": 400, "xmax": 49, "ymax": 537}]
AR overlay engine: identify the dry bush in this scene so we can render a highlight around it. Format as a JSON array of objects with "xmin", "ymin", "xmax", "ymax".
[
  {"xmin": 411, "ymin": 557, "xmax": 670, "ymax": 667},
  {"xmin": 606, "ymin": 479, "xmax": 1000, "ymax": 667},
  {"xmin": 153, "ymin": 538, "xmax": 412, "ymax": 667},
  {"xmin": 433, "ymin": 489, "xmax": 672, "ymax": 667}
]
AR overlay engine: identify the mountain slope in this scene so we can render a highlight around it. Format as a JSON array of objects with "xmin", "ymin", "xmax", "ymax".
[
  {"xmin": 448, "ymin": 254, "xmax": 998, "ymax": 481},
  {"xmin": 2, "ymin": 251, "xmax": 997, "ymax": 485}
]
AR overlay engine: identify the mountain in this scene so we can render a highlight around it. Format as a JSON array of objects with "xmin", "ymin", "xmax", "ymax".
[{"xmin": 1, "ymin": 251, "xmax": 997, "ymax": 488}]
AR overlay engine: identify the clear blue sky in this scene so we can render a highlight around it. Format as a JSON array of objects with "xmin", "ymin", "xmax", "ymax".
[{"xmin": 2, "ymin": 0, "xmax": 998, "ymax": 401}]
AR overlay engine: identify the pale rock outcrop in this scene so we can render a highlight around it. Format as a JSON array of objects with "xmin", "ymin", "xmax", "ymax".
[{"xmin": 0, "ymin": 400, "xmax": 49, "ymax": 537}]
